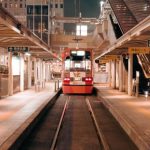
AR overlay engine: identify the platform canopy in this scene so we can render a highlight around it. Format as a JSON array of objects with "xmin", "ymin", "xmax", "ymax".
[
  {"xmin": 96, "ymin": 15, "xmax": 150, "ymax": 59},
  {"xmin": 0, "ymin": 6, "xmax": 61, "ymax": 60}
]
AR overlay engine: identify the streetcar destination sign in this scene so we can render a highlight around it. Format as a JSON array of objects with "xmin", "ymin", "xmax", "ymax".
[
  {"xmin": 8, "ymin": 47, "xmax": 29, "ymax": 52},
  {"xmin": 128, "ymin": 47, "xmax": 150, "ymax": 54}
]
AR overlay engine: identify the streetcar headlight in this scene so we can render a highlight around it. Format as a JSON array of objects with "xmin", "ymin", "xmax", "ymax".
[
  {"xmin": 64, "ymin": 77, "xmax": 70, "ymax": 82},
  {"xmin": 84, "ymin": 77, "xmax": 93, "ymax": 83}
]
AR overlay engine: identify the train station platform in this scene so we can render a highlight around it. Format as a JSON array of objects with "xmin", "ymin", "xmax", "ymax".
[
  {"xmin": 0, "ymin": 81, "xmax": 60, "ymax": 150},
  {"xmin": 96, "ymin": 86, "xmax": 150, "ymax": 150}
]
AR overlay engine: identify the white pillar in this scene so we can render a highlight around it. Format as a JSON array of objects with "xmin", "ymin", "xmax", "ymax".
[
  {"xmin": 28, "ymin": 56, "xmax": 32, "ymax": 88},
  {"xmin": 34, "ymin": 58, "xmax": 38, "ymax": 91},
  {"xmin": 20, "ymin": 54, "xmax": 24, "ymax": 92},
  {"xmin": 37, "ymin": 60, "xmax": 40, "ymax": 82},
  {"xmin": 111, "ymin": 60, "xmax": 116, "ymax": 89},
  {"xmin": 119, "ymin": 56, "xmax": 123, "ymax": 92},
  {"xmin": 116, "ymin": 60, "xmax": 119, "ymax": 89},
  {"xmin": 45, "ymin": 63, "xmax": 50, "ymax": 82},
  {"xmin": 123, "ymin": 64, "xmax": 128, "ymax": 92},
  {"xmin": 36, "ymin": 59, "xmax": 42, "ymax": 90},
  {"xmin": 108, "ymin": 61, "xmax": 111, "ymax": 87},
  {"xmin": 49, "ymin": 64, "xmax": 51, "ymax": 80},
  {"xmin": 128, "ymin": 54, "xmax": 133, "ymax": 96},
  {"xmin": 8, "ymin": 52, "xmax": 13, "ymax": 96},
  {"xmin": 41, "ymin": 61, "xmax": 44, "ymax": 88},
  {"xmin": 43, "ymin": 61, "xmax": 46, "ymax": 87},
  {"xmin": 39, "ymin": 60, "xmax": 43, "ymax": 89},
  {"xmin": 106, "ymin": 62, "xmax": 109, "ymax": 84},
  {"xmin": 45, "ymin": 63, "xmax": 48, "ymax": 82}
]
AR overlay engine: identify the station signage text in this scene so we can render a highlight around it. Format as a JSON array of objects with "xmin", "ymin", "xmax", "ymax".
[
  {"xmin": 128, "ymin": 47, "xmax": 150, "ymax": 54},
  {"xmin": 8, "ymin": 47, "xmax": 29, "ymax": 52}
]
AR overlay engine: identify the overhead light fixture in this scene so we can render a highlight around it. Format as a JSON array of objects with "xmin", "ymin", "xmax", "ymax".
[
  {"xmin": 25, "ymin": 52, "xmax": 31, "ymax": 56},
  {"xmin": 100, "ymin": 0, "xmax": 105, "ymax": 12}
]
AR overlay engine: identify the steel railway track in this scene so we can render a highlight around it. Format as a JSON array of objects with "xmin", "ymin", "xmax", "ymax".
[{"xmin": 17, "ymin": 95, "xmax": 137, "ymax": 150}]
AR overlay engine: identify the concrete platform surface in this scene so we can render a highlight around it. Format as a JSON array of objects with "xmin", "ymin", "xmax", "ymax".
[
  {"xmin": 0, "ymin": 82, "xmax": 59, "ymax": 150},
  {"xmin": 96, "ymin": 86, "xmax": 150, "ymax": 150}
]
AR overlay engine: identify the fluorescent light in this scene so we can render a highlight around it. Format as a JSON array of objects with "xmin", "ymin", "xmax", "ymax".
[{"xmin": 25, "ymin": 52, "xmax": 31, "ymax": 56}]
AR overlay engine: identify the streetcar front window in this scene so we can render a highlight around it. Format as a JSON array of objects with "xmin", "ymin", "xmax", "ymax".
[{"xmin": 64, "ymin": 50, "xmax": 91, "ymax": 71}]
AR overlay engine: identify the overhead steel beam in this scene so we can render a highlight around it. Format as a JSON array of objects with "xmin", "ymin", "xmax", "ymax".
[{"xmin": 52, "ymin": 16, "xmax": 100, "ymax": 24}]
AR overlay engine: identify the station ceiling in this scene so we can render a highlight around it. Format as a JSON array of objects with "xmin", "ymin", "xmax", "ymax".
[{"xmin": 0, "ymin": 5, "xmax": 150, "ymax": 62}]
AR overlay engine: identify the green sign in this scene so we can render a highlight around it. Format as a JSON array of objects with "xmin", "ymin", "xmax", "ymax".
[{"xmin": 8, "ymin": 47, "xmax": 29, "ymax": 52}]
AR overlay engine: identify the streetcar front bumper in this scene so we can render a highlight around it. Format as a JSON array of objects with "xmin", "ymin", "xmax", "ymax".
[{"xmin": 62, "ymin": 85, "xmax": 93, "ymax": 94}]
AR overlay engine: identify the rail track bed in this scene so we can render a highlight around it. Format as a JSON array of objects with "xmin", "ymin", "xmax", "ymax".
[
  {"xmin": 55, "ymin": 95, "xmax": 101, "ymax": 150},
  {"xmin": 18, "ymin": 95, "xmax": 138, "ymax": 150},
  {"xmin": 87, "ymin": 96, "xmax": 138, "ymax": 150}
]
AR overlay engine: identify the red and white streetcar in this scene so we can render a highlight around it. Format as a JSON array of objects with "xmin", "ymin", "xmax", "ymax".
[{"xmin": 62, "ymin": 48, "xmax": 93, "ymax": 94}]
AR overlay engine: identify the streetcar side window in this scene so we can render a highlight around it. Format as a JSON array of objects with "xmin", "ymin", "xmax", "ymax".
[{"xmin": 85, "ymin": 51, "xmax": 91, "ymax": 60}]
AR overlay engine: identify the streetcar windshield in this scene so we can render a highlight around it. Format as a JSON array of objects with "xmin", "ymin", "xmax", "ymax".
[{"xmin": 64, "ymin": 50, "xmax": 91, "ymax": 71}]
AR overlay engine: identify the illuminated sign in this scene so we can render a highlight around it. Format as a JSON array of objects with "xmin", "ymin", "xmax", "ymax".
[
  {"xmin": 98, "ymin": 55, "xmax": 120, "ymax": 64},
  {"xmin": 128, "ymin": 47, "xmax": 150, "ymax": 54},
  {"xmin": 8, "ymin": 47, "xmax": 29, "ymax": 52},
  {"xmin": 99, "ymin": 60, "xmax": 109, "ymax": 64}
]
